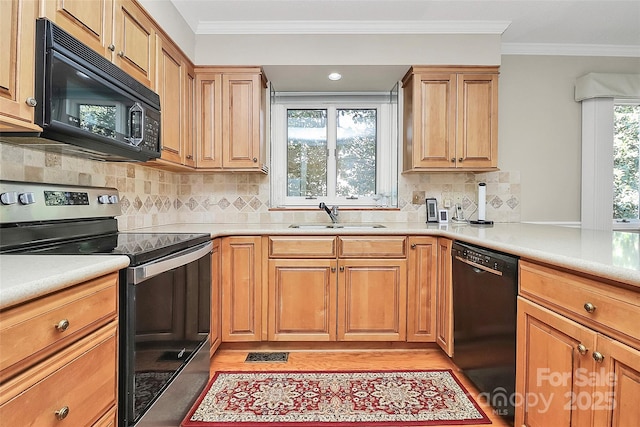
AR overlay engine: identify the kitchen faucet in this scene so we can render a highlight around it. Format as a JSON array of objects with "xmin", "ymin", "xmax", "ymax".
[{"xmin": 319, "ymin": 202, "xmax": 339, "ymax": 223}]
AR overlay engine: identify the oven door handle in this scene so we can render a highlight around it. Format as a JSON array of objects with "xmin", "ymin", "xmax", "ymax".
[{"xmin": 129, "ymin": 241, "xmax": 213, "ymax": 284}]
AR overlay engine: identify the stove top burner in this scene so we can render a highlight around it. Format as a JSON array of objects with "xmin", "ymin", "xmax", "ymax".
[{"xmin": 9, "ymin": 232, "xmax": 211, "ymax": 267}]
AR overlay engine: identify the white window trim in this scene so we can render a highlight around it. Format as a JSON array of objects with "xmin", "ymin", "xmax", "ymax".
[
  {"xmin": 581, "ymin": 97, "xmax": 640, "ymax": 230},
  {"xmin": 270, "ymin": 97, "xmax": 397, "ymax": 208}
]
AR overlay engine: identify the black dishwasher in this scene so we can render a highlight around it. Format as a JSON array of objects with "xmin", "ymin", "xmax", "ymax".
[{"xmin": 451, "ymin": 241, "xmax": 519, "ymax": 421}]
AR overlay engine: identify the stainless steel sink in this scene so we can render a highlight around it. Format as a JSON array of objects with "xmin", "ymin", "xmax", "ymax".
[{"xmin": 289, "ymin": 223, "xmax": 386, "ymax": 229}]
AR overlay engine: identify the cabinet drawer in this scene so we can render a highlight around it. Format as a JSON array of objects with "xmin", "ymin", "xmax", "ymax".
[
  {"xmin": 269, "ymin": 236, "xmax": 337, "ymax": 258},
  {"xmin": 519, "ymin": 260, "xmax": 640, "ymax": 346},
  {"xmin": 0, "ymin": 273, "xmax": 117, "ymax": 380},
  {"xmin": 0, "ymin": 322, "xmax": 117, "ymax": 426},
  {"xmin": 338, "ymin": 236, "xmax": 407, "ymax": 258}
]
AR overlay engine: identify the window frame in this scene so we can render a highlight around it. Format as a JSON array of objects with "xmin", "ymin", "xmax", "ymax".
[
  {"xmin": 581, "ymin": 97, "xmax": 640, "ymax": 230},
  {"xmin": 270, "ymin": 95, "xmax": 397, "ymax": 208}
]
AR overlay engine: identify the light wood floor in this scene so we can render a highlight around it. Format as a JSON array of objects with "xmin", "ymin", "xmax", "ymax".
[{"xmin": 210, "ymin": 347, "xmax": 512, "ymax": 427}]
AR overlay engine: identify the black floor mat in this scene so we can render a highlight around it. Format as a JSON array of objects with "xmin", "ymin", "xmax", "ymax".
[{"xmin": 244, "ymin": 352, "xmax": 289, "ymax": 363}]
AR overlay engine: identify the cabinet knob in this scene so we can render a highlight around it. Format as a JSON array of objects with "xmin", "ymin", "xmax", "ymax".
[
  {"xmin": 118, "ymin": 50, "xmax": 125, "ymax": 58},
  {"xmin": 186, "ymin": 155, "xmax": 193, "ymax": 160},
  {"xmin": 25, "ymin": 97, "xmax": 37, "ymax": 107},
  {"xmin": 576, "ymin": 343, "xmax": 588, "ymax": 355},
  {"xmin": 339, "ymin": 266, "xmax": 345, "ymax": 272},
  {"xmin": 411, "ymin": 243, "xmax": 417, "ymax": 249},
  {"xmin": 592, "ymin": 351, "xmax": 605, "ymax": 363},
  {"xmin": 55, "ymin": 319, "xmax": 70, "ymax": 332},
  {"xmin": 458, "ymin": 157, "xmax": 463, "ymax": 162},
  {"xmin": 55, "ymin": 406, "xmax": 70, "ymax": 420},
  {"xmin": 331, "ymin": 267, "xmax": 336, "ymax": 273},
  {"xmin": 108, "ymin": 44, "xmax": 115, "ymax": 51},
  {"xmin": 450, "ymin": 158, "xmax": 455, "ymax": 163},
  {"xmin": 253, "ymin": 157, "xmax": 258, "ymax": 163},
  {"xmin": 583, "ymin": 302, "xmax": 596, "ymax": 313}
]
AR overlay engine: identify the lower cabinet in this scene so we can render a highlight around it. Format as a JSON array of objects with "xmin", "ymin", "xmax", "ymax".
[
  {"xmin": 516, "ymin": 298, "xmax": 598, "ymax": 427},
  {"xmin": 263, "ymin": 235, "xmax": 409, "ymax": 342},
  {"xmin": 407, "ymin": 236, "xmax": 438, "ymax": 342},
  {"xmin": 516, "ymin": 260, "xmax": 640, "ymax": 427},
  {"xmin": 268, "ymin": 259, "xmax": 337, "ymax": 341},
  {"xmin": 210, "ymin": 238, "xmax": 222, "ymax": 353},
  {"xmin": 0, "ymin": 273, "xmax": 119, "ymax": 426},
  {"xmin": 221, "ymin": 236, "xmax": 262, "ymax": 342},
  {"xmin": 337, "ymin": 258, "xmax": 407, "ymax": 341},
  {"xmin": 435, "ymin": 238, "xmax": 453, "ymax": 356}
]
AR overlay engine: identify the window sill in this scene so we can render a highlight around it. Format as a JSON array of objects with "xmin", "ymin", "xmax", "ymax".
[{"xmin": 269, "ymin": 207, "xmax": 400, "ymax": 212}]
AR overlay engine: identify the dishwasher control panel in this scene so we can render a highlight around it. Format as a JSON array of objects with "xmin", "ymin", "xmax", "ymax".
[{"xmin": 451, "ymin": 241, "xmax": 519, "ymax": 275}]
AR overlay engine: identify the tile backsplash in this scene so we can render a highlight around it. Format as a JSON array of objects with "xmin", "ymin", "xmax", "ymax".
[{"xmin": 0, "ymin": 143, "xmax": 520, "ymax": 230}]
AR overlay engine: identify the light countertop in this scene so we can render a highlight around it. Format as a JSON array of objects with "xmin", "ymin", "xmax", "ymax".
[
  {"xmin": 1, "ymin": 222, "xmax": 637, "ymax": 310},
  {"xmin": 136, "ymin": 222, "xmax": 640, "ymax": 286},
  {"xmin": 0, "ymin": 255, "xmax": 129, "ymax": 309}
]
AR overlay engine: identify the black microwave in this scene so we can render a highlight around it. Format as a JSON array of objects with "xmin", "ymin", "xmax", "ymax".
[{"xmin": 1, "ymin": 18, "xmax": 161, "ymax": 162}]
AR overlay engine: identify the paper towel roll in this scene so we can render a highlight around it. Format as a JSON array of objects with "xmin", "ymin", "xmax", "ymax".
[{"xmin": 477, "ymin": 183, "xmax": 487, "ymax": 221}]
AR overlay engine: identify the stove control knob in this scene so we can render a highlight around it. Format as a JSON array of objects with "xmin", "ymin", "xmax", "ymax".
[
  {"xmin": 98, "ymin": 195, "xmax": 111, "ymax": 204},
  {"xmin": 19, "ymin": 192, "xmax": 35, "ymax": 205},
  {"xmin": 1, "ymin": 192, "xmax": 18, "ymax": 205},
  {"xmin": 109, "ymin": 195, "xmax": 119, "ymax": 204}
]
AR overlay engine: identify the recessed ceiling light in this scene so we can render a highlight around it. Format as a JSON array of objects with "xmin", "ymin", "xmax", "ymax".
[{"xmin": 328, "ymin": 72, "xmax": 342, "ymax": 81}]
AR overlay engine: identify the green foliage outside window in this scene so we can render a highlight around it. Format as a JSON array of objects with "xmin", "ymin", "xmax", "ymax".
[{"xmin": 613, "ymin": 105, "xmax": 640, "ymax": 220}]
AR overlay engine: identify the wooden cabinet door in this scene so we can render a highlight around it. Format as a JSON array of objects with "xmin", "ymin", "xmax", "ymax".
[
  {"xmin": 456, "ymin": 73, "xmax": 498, "ymax": 169},
  {"xmin": 222, "ymin": 73, "xmax": 263, "ymax": 169},
  {"xmin": 210, "ymin": 239, "xmax": 222, "ymax": 353},
  {"xmin": 195, "ymin": 72, "xmax": 223, "ymax": 168},
  {"xmin": 221, "ymin": 237, "xmax": 262, "ymax": 342},
  {"xmin": 268, "ymin": 259, "xmax": 337, "ymax": 341},
  {"xmin": 406, "ymin": 236, "xmax": 437, "ymax": 342},
  {"xmin": 337, "ymin": 259, "xmax": 406, "ymax": 341},
  {"xmin": 516, "ymin": 298, "xmax": 597, "ymax": 427},
  {"xmin": 183, "ymin": 65, "xmax": 197, "ymax": 167},
  {"xmin": 112, "ymin": 0, "xmax": 155, "ymax": 88},
  {"xmin": 593, "ymin": 335, "xmax": 640, "ymax": 427},
  {"xmin": 412, "ymin": 73, "xmax": 456, "ymax": 169},
  {"xmin": 436, "ymin": 238, "xmax": 453, "ymax": 356},
  {"xmin": 0, "ymin": 0, "xmax": 39, "ymax": 131},
  {"xmin": 156, "ymin": 36, "xmax": 184, "ymax": 164},
  {"xmin": 41, "ymin": 0, "xmax": 114, "ymax": 58}
]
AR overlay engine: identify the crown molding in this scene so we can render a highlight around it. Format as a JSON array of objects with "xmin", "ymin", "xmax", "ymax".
[
  {"xmin": 196, "ymin": 20, "xmax": 511, "ymax": 35},
  {"xmin": 502, "ymin": 43, "xmax": 640, "ymax": 57}
]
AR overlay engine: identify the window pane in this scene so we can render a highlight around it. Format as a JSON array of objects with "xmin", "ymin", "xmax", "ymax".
[
  {"xmin": 287, "ymin": 109, "xmax": 327, "ymax": 197},
  {"xmin": 613, "ymin": 105, "xmax": 640, "ymax": 220},
  {"xmin": 336, "ymin": 109, "xmax": 376, "ymax": 197}
]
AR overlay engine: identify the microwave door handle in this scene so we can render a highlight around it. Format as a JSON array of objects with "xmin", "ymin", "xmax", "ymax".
[
  {"xmin": 126, "ymin": 102, "xmax": 144, "ymax": 146},
  {"xmin": 129, "ymin": 241, "xmax": 213, "ymax": 284}
]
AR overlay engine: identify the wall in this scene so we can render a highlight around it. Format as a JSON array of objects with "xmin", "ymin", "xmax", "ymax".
[
  {"xmin": 0, "ymin": 142, "xmax": 520, "ymax": 229},
  {"xmin": 498, "ymin": 55, "xmax": 640, "ymax": 223}
]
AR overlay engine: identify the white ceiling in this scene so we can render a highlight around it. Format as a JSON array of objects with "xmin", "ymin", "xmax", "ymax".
[{"xmin": 167, "ymin": 0, "xmax": 640, "ymax": 91}]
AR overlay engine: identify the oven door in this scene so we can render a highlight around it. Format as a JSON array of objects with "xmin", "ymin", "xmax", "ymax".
[{"xmin": 119, "ymin": 241, "xmax": 212, "ymax": 427}]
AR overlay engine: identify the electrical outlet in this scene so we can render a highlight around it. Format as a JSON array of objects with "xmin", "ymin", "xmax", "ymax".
[
  {"xmin": 443, "ymin": 198, "xmax": 451, "ymax": 208},
  {"xmin": 412, "ymin": 190, "xmax": 425, "ymax": 205}
]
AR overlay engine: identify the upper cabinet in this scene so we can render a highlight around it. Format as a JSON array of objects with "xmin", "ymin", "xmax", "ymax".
[
  {"xmin": 41, "ymin": 0, "xmax": 156, "ymax": 88},
  {"xmin": 152, "ymin": 34, "xmax": 196, "ymax": 168},
  {"xmin": 0, "ymin": 0, "xmax": 40, "ymax": 131},
  {"xmin": 402, "ymin": 66, "xmax": 499, "ymax": 172},
  {"xmin": 111, "ymin": 0, "xmax": 156, "ymax": 88},
  {"xmin": 195, "ymin": 67, "xmax": 268, "ymax": 172},
  {"xmin": 40, "ymin": 0, "xmax": 114, "ymax": 59}
]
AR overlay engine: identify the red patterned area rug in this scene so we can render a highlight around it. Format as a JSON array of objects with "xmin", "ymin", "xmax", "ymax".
[{"xmin": 181, "ymin": 369, "xmax": 491, "ymax": 426}]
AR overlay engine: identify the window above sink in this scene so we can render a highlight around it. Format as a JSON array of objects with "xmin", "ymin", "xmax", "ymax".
[{"xmin": 270, "ymin": 91, "xmax": 398, "ymax": 209}]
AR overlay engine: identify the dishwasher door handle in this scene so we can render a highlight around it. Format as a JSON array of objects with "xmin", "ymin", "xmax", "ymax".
[{"xmin": 454, "ymin": 255, "xmax": 503, "ymax": 276}]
